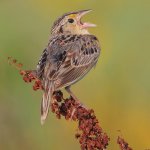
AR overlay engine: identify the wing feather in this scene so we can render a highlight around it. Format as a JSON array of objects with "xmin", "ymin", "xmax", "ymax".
[
  {"xmin": 37, "ymin": 48, "xmax": 48, "ymax": 79},
  {"xmin": 41, "ymin": 34, "xmax": 101, "ymax": 90}
]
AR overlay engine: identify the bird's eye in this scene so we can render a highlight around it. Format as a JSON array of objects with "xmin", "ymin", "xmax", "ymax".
[{"xmin": 68, "ymin": 18, "xmax": 74, "ymax": 23}]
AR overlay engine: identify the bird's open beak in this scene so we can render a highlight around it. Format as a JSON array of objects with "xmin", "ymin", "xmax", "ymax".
[{"xmin": 77, "ymin": 9, "xmax": 96, "ymax": 28}]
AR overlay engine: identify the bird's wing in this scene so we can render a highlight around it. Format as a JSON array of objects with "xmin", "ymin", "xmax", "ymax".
[
  {"xmin": 37, "ymin": 48, "xmax": 48, "ymax": 79},
  {"xmin": 44, "ymin": 34, "xmax": 101, "ymax": 89}
]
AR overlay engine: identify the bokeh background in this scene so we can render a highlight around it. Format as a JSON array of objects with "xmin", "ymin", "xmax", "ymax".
[{"xmin": 0, "ymin": 0, "xmax": 150, "ymax": 149}]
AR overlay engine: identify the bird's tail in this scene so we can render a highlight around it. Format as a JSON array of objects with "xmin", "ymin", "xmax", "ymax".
[{"xmin": 41, "ymin": 80, "xmax": 54, "ymax": 125}]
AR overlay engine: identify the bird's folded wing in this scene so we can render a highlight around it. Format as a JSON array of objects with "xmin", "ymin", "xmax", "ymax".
[
  {"xmin": 39, "ymin": 34, "xmax": 101, "ymax": 89},
  {"xmin": 37, "ymin": 48, "xmax": 48, "ymax": 79}
]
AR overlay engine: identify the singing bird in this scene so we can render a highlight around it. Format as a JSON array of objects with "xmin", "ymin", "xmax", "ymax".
[{"xmin": 37, "ymin": 10, "xmax": 101, "ymax": 124}]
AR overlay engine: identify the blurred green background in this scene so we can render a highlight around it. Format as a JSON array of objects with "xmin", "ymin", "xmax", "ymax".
[{"xmin": 0, "ymin": 0, "xmax": 150, "ymax": 149}]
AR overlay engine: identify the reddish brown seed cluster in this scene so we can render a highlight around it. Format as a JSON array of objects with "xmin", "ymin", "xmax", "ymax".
[
  {"xmin": 51, "ymin": 91, "xmax": 110, "ymax": 150},
  {"xmin": 117, "ymin": 136, "xmax": 133, "ymax": 150},
  {"xmin": 8, "ymin": 57, "xmax": 23, "ymax": 70},
  {"xmin": 8, "ymin": 57, "xmax": 43, "ymax": 91},
  {"xmin": 8, "ymin": 57, "xmax": 137, "ymax": 150},
  {"xmin": 8, "ymin": 57, "xmax": 111, "ymax": 150},
  {"xmin": 19, "ymin": 70, "xmax": 43, "ymax": 91}
]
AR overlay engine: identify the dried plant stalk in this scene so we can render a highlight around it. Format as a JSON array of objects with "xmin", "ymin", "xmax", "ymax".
[
  {"xmin": 117, "ymin": 136, "xmax": 133, "ymax": 150},
  {"xmin": 8, "ymin": 57, "xmax": 134, "ymax": 150},
  {"xmin": 8, "ymin": 57, "xmax": 110, "ymax": 150},
  {"xmin": 51, "ymin": 91, "xmax": 109, "ymax": 150}
]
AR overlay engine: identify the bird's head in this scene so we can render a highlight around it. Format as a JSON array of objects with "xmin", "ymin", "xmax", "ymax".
[{"xmin": 51, "ymin": 10, "xmax": 96, "ymax": 35}]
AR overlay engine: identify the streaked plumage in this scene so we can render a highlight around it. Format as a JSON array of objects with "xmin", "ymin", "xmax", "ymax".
[{"xmin": 36, "ymin": 10, "xmax": 101, "ymax": 124}]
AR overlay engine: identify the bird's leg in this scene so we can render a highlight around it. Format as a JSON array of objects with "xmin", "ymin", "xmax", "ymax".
[
  {"xmin": 65, "ymin": 86, "xmax": 79, "ymax": 119},
  {"xmin": 65, "ymin": 86, "xmax": 79, "ymax": 102},
  {"xmin": 65, "ymin": 86, "xmax": 87, "ymax": 119},
  {"xmin": 65, "ymin": 86, "xmax": 87, "ymax": 107}
]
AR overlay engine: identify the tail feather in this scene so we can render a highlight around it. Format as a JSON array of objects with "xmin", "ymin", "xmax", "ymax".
[{"xmin": 40, "ymin": 81, "xmax": 54, "ymax": 125}]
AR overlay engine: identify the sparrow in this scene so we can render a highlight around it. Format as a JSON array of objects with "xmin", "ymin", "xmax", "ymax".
[{"xmin": 36, "ymin": 10, "xmax": 101, "ymax": 124}]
